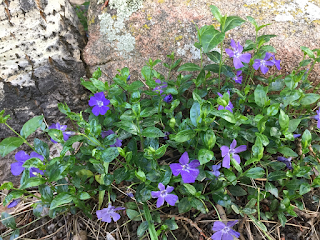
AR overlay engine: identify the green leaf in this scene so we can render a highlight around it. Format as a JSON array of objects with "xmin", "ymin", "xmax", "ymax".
[
  {"xmin": 141, "ymin": 66, "xmax": 152, "ymax": 81},
  {"xmin": 299, "ymin": 183, "xmax": 311, "ymax": 195},
  {"xmin": 223, "ymin": 169, "xmax": 237, "ymax": 185},
  {"xmin": 244, "ymin": 167, "xmax": 265, "ymax": 179},
  {"xmin": 34, "ymin": 138, "xmax": 49, "ymax": 159},
  {"xmin": 79, "ymin": 192, "xmax": 91, "ymax": 200},
  {"xmin": 198, "ymin": 149, "xmax": 214, "ymax": 165},
  {"xmin": 265, "ymin": 182, "xmax": 278, "ymax": 198},
  {"xmin": 210, "ymin": 5, "xmax": 222, "ymax": 22},
  {"xmin": 288, "ymin": 119, "xmax": 301, "ymax": 133},
  {"xmin": 266, "ymin": 103, "xmax": 279, "ymax": 116},
  {"xmin": 211, "ymin": 110, "xmax": 236, "ymax": 123},
  {"xmin": 0, "ymin": 182, "xmax": 13, "ymax": 191},
  {"xmin": 300, "ymin": 46, "xmax": 315, "ymax": 58},
  {"xmin": 164, "ymin": 218, "xmax": 179, "ymax": 230},
  {"xmin": 246, "ymin": 16, "xmax": 257, "ymax": 28},
  {"xmin": 206, "ymin": 51, "xmax": 221, "ymax": 63},
  {"xmin": 200, "ymin": 25, "xmax": 225, "ymax": 53},
  {"xmin": 248, "ymin": 215, "xmax": 267, "ymax": 232},
  {"xmin": 140, "ymin": 107, "xmax": 158, "ymax": 118},
  {"xmin": 221, "ymin": 16, "xmax": 245, "ymax": 33},
  {"xmin": 279, "ymin": 110, "xmax": 289, "ymax": 131},
  {"xmin": 174, "ymin": 130, "xmax": 196, "ymax": 142},
  {"xmin": 39, "ymin": 185, "xmax": 53, "ymax": 202},
  {"xmin": 1, "ymin": 212, "xmax": 16, "ymax": 229},
  {"xmin": 300, "ymin": 93, "xmax": 320, "ymax": 105},
  {"xmin": 278, "ymin": 147, "xmax": 298, "ymax": 157},
  {"xmin": 101, "ymin": 147, "xmax": 119, "ymax": 163},
  {"xmin": 190, "ymin": 102, "xmax": 201, "ymax": 127},
  {"xmin": 20, "ymin": 177, "xmax": 46, "ymax": 189},
  {"xmin": 204, "ymin": 64, "xmax": 235, "ymax": 78},
  {"xmin": 267, "ymin": 171, "xmax": 287, "ymax": 181},
  {"xmin": 114, "ymin": 121, "xmax": 139, "ymax": 135},
  {"xmin": 228, "ymin": 185, "xmax": 247, "ymax": 196},
  {"xmin": 254, "ymin": 85, "xmax": 269, "ymax": 107},
  {"xmin": 178, "ymin": 63, "xmax": 201, "ymax": 72},
  {"xmin": 0, "ymin": 137, "xmax": 24, "ymax": 157},
  {"xmin": 81, "ymin": 78, "xmax": 97, "ymax": 93},
  {"xmin": 20, "ymin": 115, "xmax": 43, "ymax": 139},
  {"xmin": 142, "ymin": 127, "xmax": 165, "ymax": 138},
  {"xmin": 301, "ymin": 129, "xmax": 312, "ymax": 152},
  {"xmin": 203, "ymin": 129, "xmax": 216, "ymax": 149},
  {"xmin": 137, "ymin": 221, "xmax": 149, "ymax": 237},
  {"xmin": 48, "ymin": 129, "xmax": 64, "ymax": 143},
  {"xmin": 299, "ymin": 59, "xmax": 312, "ymax": 67},
  {"xmin": 178, "ymin": 197, "xmax": 192, "ymax": 213},
  {"xmin": 135, "ymin": 169, "xmax": 146, "ymax": 182},
  {"xmin": 183, "ymin": 184, "xmax": 197, "ymax": 195},
  {"xmin": 50, "ymin": 193, "xmax": 73, "ymax": 209},
  {"xmin": 91, "ymin": 78, "xmax": 107, "ymax": 91}
]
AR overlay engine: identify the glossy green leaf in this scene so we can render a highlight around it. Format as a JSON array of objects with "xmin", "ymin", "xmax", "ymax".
[
  {"xmin": 279, "ymin": 110, "xmax": 289, "ymax": 131},
  {"xmin": 178, "ymin": 63, "xmax": 201, "ymax": 72},
  {"xmin": 34, "ymin": 138, "xmax": 49, "ymax": 159},
  {"xmin": 300, "ymin": 46, "xmax": 315, "ymax": 58},
  {"xmin": 228, "ymin": 185, "xmax": 247, "ymax": 196},
  {"xmin": 114, "ymin": 121, "xmax": 139, "ymax": 135},
  {"xmin": 137, "ymin": 221, "xmax": 149, "ymax": 237},
  {"xmin": 20, "ymin": 177, "xmax": 46, "ymax": 189},
  {"xmin": 221, "ymin": 16, "xmax": 245, "ymax": 33},
  {"xmin": 278, "ymin": 147, "xmax": 298, "ymax": 157},
  {"xmin": 300, "ymin": 93, "xmax": 320, "ymax": 105},
  {"xmin": 265, "ymin": 182, "xmax": 278, "ymax": 198},
  {"xmin": 142, "ymin": 127, "xmax": 165, "ymax": 138},
  {"xmin": 254, "ymin": 85, "xmax": 269, "ymax": 107},
  {"xmin": 190, "ymin": 102, "xmax": 201, "ymax": 127},
  {"xmin": 267, "ymin": 171, "xmax": 287, "ymax": 181},
  {"xmin": 101, "ymin": 147, "xmax": 119, "ymax": 163},
  {"xmin": 200, "ymin": 25, "xmax": 225, "ymax": 53},
  {"xmin": 174, "ymin": 130, "xmax": 196, "ymax": 142},
  {"xmin": 206, "ymin": 51, "xmax": 221, "ymax": 63},
  {"xmin": 50, "ymin": 193, "xmax": 73, "ymax": 209},
  {"xmin": 20, "ymin": 115, "xmax": 43, "ymax": 139},
  {"xmin": 211, "ymin": 110, "xmax": 235, "ymax": 123},
  {"xmin": 210, "ymin": 5, "xmax": 222, "ymax": 22},
  {"xmin": 0, "ymin": 137, "xmax": 24, "ymax": 157},
  {"xmin": 245, "ymin": 167, "xmax": 265, "ymax": 179},
  {"xmin": 1, "ymin": 212, "xmax": 16, "ymax": 229}
]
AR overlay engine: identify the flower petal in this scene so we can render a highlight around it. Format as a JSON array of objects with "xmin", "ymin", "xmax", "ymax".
[
  {"xmin": 239, "ymin": 53, "xmax": 251, "ymax": 63},
  {"xmin": 30, "ymin": 152, "xmax": 44, "ymax": 161},
  {"xmin": 11, "ymin": 162, "xmax": 24, "ymax": 176},
  {"xmin": 166, "ymin": 186, "xmax": 174, "ymax": 194},
  {"xmin": 234, "ymin": 145, "xmax": 247, "ymax": 154},
  {"xmin": 110, "ymin": 212, "xmax": 121, "ymax": 222},
  {"xmin": 230, "ymin": 139, "xmax": 237, "ymax": 150},
  {"xmin": 221, "ymin": 233, "xmax": 233, "ymax": 240},
  {"xmin": 181, "ymin": 170, "xmax": 198, "ymax": 183},
  {"xmin": 232, "ymin": 154, "xmax": 241, "ymax": 164},
  {"xmin": 211, "ymin": 231, "xmax": 222, "ymax": 240},
  {"xmin": 91, "ymin": 105, "xmax": 101, "ymax": 116},
  {"xmin": 264, "ymin": 52, "xmax": 273, "ymax": 60},
  {"xmin": 229, "ymin": 229, "xmax": 241, "ymax": 238},
  {"xmin": 158, "ymin": 182, "xmax": 165, "ymax": 191},
  {"xmin": 260, "ymin": 65, "xmax": 269, "ymax": 74},
  {"xmin": 151, "ymin": 191, "xmax": 161, "ymax": 198},
  {"xmin": 179, "ymin": 152, "xmax": 189, "ymax": 165},
  {"xmin": 252, "ymin": 60, "xmax": 260, "ymax": 70},
  {"xmin": 156, "ymin": 196, "xmax": 165, "ymax": 208},
  {"xmin": 170, "ymin": 163, "xmax": 182, "ymax": 176},
  {"xmin": 212, "ymin": 221, "xmax": 226, "ymax": 231},
  {"xmin": 225, "ymin": 48, "xmax": 234, "ymax": 58},
  {"xmin": 230, "ymin": 39, "xmax": 236, "ymax": 50},
  {"xmin": 222, "ymin": 154, "xmax": 231, "ymax": 169},
  {"xmin": 220, "ymin": 146, "xmax": 229, "ymax": 157},
  {"xmin": 237, "ymin": 42, "xmax": 243, "ymax": 52},
  {"xmin": 189, "ymin": 160, "xmax": 200, "ymax": 168},
  {"xmin": 233, "ymin": 57, "xmax": 244, "ymax": 69},
  {"xmin": 164, "ymin": 194, "xmax": 178, "ymax": 206},
  {"xmin": 226, "ymin": 220, "xmax": 238, "ymax": 228},
  {"xmin": 15, "ymin": 151, "xmax": 30, "ymax": 162}
]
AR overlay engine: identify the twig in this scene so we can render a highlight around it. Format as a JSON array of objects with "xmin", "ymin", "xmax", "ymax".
[
  {"xmin": 182, "ymin": 223, "xmax": 194, "ymax": 239},
  {"xmin": 238, "ymin": 215, "xmax": 247, "ymax": 240},
  {"xmin": 161, "ymin": 214, "xmax": 209, "ymax": 239},
  {"xmin": 39, "ymin": 225, "xmax": 64, "ymax": 240},
  {"xmin": 215, "ymin": 204, "xmax": 227, "ymax": 221},
  {"xmin": 100, "ymin": 0, "xmax": 109, "ymax": 11},
  {"xmin": 309, "ymin": 145, "xmax": 320, "ymax": 163}
]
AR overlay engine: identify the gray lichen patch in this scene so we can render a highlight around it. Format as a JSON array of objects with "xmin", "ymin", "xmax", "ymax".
[
  {"xmin": 244, "ymin": 0, "xmax": 320, "ymax": 23},
  {"xmin": 98, "ymin": 0, "xmax": 143, "ymax": 55}
]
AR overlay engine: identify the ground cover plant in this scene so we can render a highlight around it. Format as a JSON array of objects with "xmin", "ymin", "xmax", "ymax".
[{"xmin": 1, "ymin": 5, "xmax": 320, "ymax": 240}]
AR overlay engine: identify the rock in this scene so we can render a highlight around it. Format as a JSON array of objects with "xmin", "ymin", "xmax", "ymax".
[
  {"xmin": 84, "ymin": 0, "xmax": 320, "ymax": 85},
  {"xmin": 0, "ymin": 0, "xmax": 88, "ymax": 184}
]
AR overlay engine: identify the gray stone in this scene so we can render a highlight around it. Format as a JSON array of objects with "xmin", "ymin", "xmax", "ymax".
[{"xmin": 0, "ymin": 0, "xmax": 88, "ymax": 184}]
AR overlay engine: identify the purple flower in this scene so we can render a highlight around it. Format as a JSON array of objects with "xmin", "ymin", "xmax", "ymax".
[
  {"xmin": 270, "ymin": 54, "xmax": 281, "ymax": 70},
  {"xmin": 88, "ymin": 92, "xmax": 110, "ymax": 116},
  {"xmin": 253, "ymin": 52, "xmax": 274, "ymax": 74},
  {"xmin": 276, "ymin": 156, "xmax": 293, "ymax": 170},
  {"xmin": 170, "ymin": 152, "xmax": 200, "ymax": 183},
  {"xmin": 314, "ymin": 107, "xmax": 320, "ymax": 129},
  {"xmin": 151, "ymin": 183, "xmax": 178, "ymax": 208},
  {"xmin": 101, "ymin": 130, "xmax": 122, "ymax": 147},
  {"xmin": 211, "ymin": 164, "xmax": 221, "ymax": 178},
  {"xmin": 217, "ymin": 91, "xmax": 234, "ymax": 113},
  {"xmin": 153, "ymin": 79, "xmax": 168, "ymax": 95},
  {"xmin": 232, "ymin": 71, "xmax": 243, "ymax": 84},
  {"xmin": 293, "ymin": 134, "xmax": 301, "ymax": 139},
  {"xmin": 220, "ymin": 139, "xmax": 247, "ymax": 169},
  {"xmin": 96, "ymin": 203, "xmax": 125, "ymax": 223},
  {"xmin": 11, "ymin": 151, "xmax": 44, "ymax": 177},
  {"xmin": 48, "ymin": 123, "xmax": 74, "ymax": 143},
  {"xmin": 7, "ymin": 199, "xmax": 21, "ymax": 208},
  {"xmin": 163, "ymin": 131, "xmax": 170, "ymax": 140},
  {"xmin": 127, "ymin": 75, "xmax": 131, "ymax": 81},
  {"xmin": 225, "ymin": 40, "xmax": 251, "ymax": 69},
  {"xmin": 211, "ymin": 220, "xmax": 240, "ymax": 240},
  {"xmin": 164, "ymin": 94, "xmax": 173, "ymax": 103}
]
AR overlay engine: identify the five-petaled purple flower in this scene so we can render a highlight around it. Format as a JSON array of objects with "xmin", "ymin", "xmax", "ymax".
[
  {"xmin": 7, "ymin": 199, "xmax": 21, "ymax": 208},
  {"xmin": 170, "ymin": 152, "xmax": 200, "ymax": 183},
  {"xmin": 88, "ymin": 92, "xmax": 110, "ymax": 116},
  {"xmin": 253, "ymin": 52, "xmax": 274, "ymax": 74},
  {"xmin": 293, "ymin": 134, "xmax": 301, "ymax": 139},
  {"xmin": 232, "ymin": 71, "xmax": 243, "ymax": 84},
  {"xmin": 96, "ymin": 203, "xmax": 125, "ymax": 223},
  {"xmin": 153, "ymin": 79, "xmax": 168, "ymax": 95},
  {"xmin": 164, "ymin": 94, "xmax": 173, "ymax": 103},
  {"xmin": 225, "ymin": 40, "xmax": 251, "ymax": 69},
  {"xmin": 48, "ymin": 123, "xmax": 74, "ymax": 143},
  {"xmin": 220, "ymin": 140, "xmax": 247, "ymax": 169},
  {"xmin": 163, "ymin": 131, "xmax": 170, "ymax": 140},
  {"xmin": 211, "ymin": 164, "xmax": 221, "ymax": 178},
  {"xmin": 217, "ymin": 91, "xmax": 234, "ymax": 113},
  {"xmin": 151, "ymin": 183, "xmax": 178, "ymax": 208},
  {"xmin": 313, "ymin": 107, "xmax": 320, "ymax": 129},
  {"xmin": 211, "ymin": 220, "xmax": 240, "ymax": 240},
  {"xmin": 277, "ymin": 156, "xmax": 293, "ymax": 170},
  {"xmin": 11, "ymin": 151, "xmax": 44, "ymax": 177},
  {"xmin": 101, "ymin": 130, "xmax": 122, "ymax": 147}
]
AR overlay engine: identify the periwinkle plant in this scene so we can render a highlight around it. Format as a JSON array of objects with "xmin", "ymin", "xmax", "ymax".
[{"xmin": 1, "ymin": 4, "xmax": 320, "ymax": 240}]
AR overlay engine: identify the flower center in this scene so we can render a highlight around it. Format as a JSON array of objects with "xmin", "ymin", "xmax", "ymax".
[
  {"xmin": 97, "ymin": 100, "xmax": 104, "ymax": 107},
  {"xmin": 234, "ymin": 51, "xmax": 240, "ymax": 58},
  {"xmin": 182, "ymin": 164, "xmax": 189, "ymax": 171},
  {"xmin": 221, "ymin": 227, "xmax": 230, "ymax": 234},
  {"xmin": 260, "ymin": 60, "xmax": 266, "ymax": 66},
  {"xmin": 160, "ymin": 190, "xmax": 167, "ymax": 197}
]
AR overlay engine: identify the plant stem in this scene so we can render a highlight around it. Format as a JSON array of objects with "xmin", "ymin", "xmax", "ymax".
[
  {"xmin": 218, "ymin": 42, "xmax": 223, "ymax": 90},
  {"xmin": 5, "ymin": 123, "xmax": 35, "ymax": 151},
  {"xmin": 143, "ymin": 203, "xmax": 158, "ymax": 240}
]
